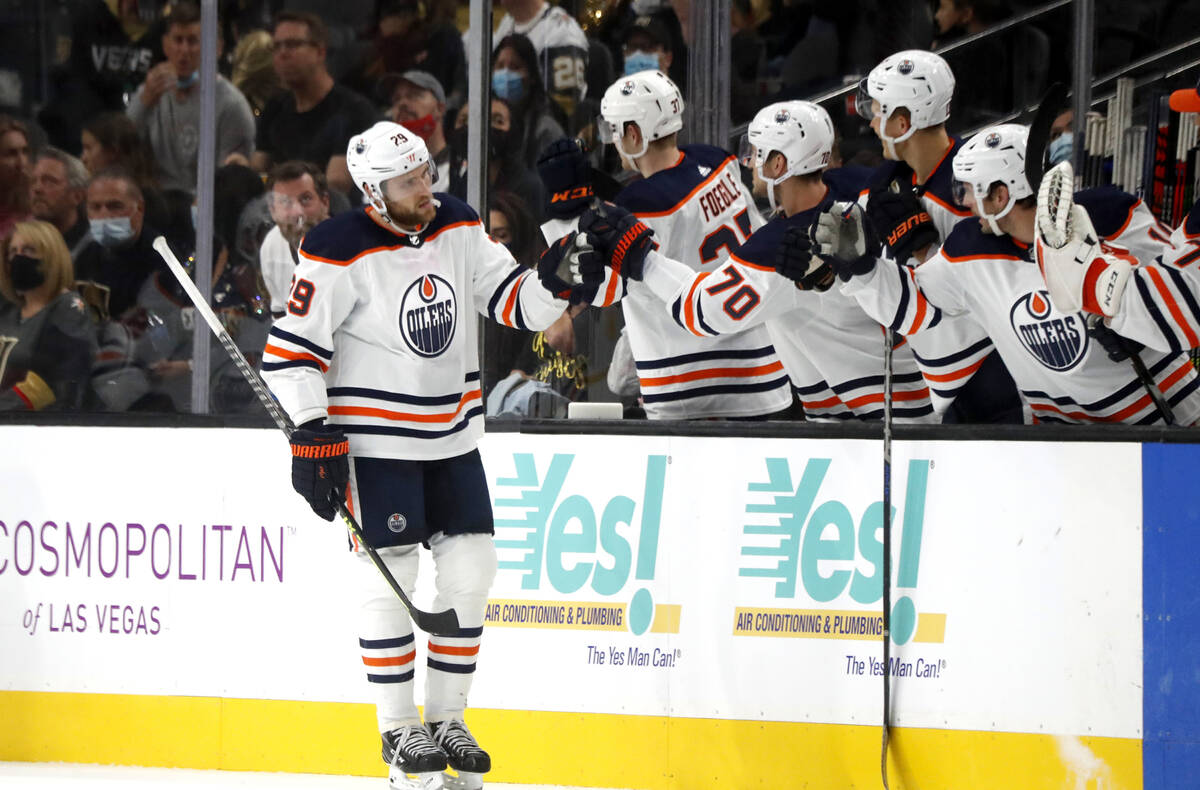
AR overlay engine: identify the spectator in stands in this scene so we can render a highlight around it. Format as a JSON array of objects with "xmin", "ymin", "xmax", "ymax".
[
  {"xmin": 449, "ymin": 98, "xmax": 545, "ymax": 219},
  {"xmin": 0, "ymin": 220, "xmax": 96, "ymax": 412},
  {"xmin": 253, "ymin": 11, "xmax": 379, "ymax": 199},
  {"xmin": 620, "ymin": 16, "xmax": 675, "ymax": 77},
  {"xmin": 260, "ymin": 160, "xmax": 331, "ymax": 317},
  {"xmin": 933, "ymin": 0, "xmax": 1011, "ymax": 125},
  {"xmin": 352, "ymin": 0, "xmax": 467, "ymax": 106},
  {"xmin": 79, "ymin": 112, "xmax": 176, "ymax": 238},
  {"xmin": 495, "ymin": 0, "xmax": 590, "ymax": 121},
  {"xmin": 36, "ymin": 0, "xmax": 164, "ymax": 153},
  {"xmin": 0, "ymin": 116, "xmax": 33, "ymax": 240},
  {"xmin": 491, "ymin": 34, "xmax": 567, "ymax": 169},
  {"xmin": 75, "ymin": 167, "xmax": 166, "ymax": 319},
  {"xmin": 231, "ymin": 30, "xmax": 284, "ymax": 117},
  {"xmin": 126, "ymin": 2, "xmax": 257, "ymax": 195},
  {"xmin": 385, "ymin": 71, "xmax": 451, "ymax": 185},
  {"xmin": 30, "ymin": 148, "xmax": 96, "ymax": 263}
]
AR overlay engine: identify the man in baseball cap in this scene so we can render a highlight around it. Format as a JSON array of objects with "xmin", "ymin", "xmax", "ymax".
[
  {"xmin": 383, "ymin": 70, "xmax": 450, "ymax": 184},
  {"xmin": 620, "ymin": 16, "xmax": 675, "ymax": 77}
]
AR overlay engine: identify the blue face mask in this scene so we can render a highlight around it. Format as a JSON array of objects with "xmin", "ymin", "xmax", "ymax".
[
  {"xmin": 190, "ymin": 204, "xmax": 199, "ymax": 229},
  {"xmin": 177, "ymin": 70, "xmax": 200, "ymax": 89},
  {"xmin": 491, "ymin": 69, "xmax": 525, "ymax": 104},
  {"xmin": 90, "ymin": 216, "xmax": 136, "ymax": 247},
  {"xmin": 1048, "ymin": 131, "xmax": 1073, "ymax": 166},
  {"xmin": 624, "ymin": 51, "xmax": 660, "ymax": 76}
]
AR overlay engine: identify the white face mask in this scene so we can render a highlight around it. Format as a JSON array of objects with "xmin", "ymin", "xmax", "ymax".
[{"xmin": 89, "ymin": 216, "xmax": 136, "ymax": 247}]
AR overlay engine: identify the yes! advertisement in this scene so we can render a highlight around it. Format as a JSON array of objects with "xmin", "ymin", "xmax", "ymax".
[{"xmin": 0, "ymin": 428, "xmax": 1141, "ymax": 744}]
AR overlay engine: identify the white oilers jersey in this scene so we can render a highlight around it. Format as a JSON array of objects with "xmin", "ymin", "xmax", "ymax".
[
  {"xmin": 1109, "ymin": 200, "xmax": 1200, "ymax": 356},
  {"xmin": 496, "ymin": 5, "xmax": 589, "ymax": 112},
  {"xmin": 858, "ymin": 138, "xmax": 974, "ymax": 244},
  {"xmin": 608, "ymin": 144, "xmax": 791, "ymax": 419},
  {"xmin": 856, "ymin": 138, "xmax": 1007, "ymax": 417},
  {"xmin": 259, "ymin": 225, "xmax": 296, "ymax": 315},
  {"xmin": 847, "ymin": 208, "xmax": 1200, "ymax": 425},
  {"xmin": 639, "ymin": 201, "xmax": 934, "ymax": 422},
  {"xmin": 262, "ymin": 195, "xmax": 567, "ymax": 460}
]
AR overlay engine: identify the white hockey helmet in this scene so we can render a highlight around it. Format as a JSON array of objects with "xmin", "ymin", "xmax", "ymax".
[
  {"xmin": 952, "ymin": 123, "xmax": 1032, "ymax": 235},
  {"xmin": 598, "ymin": 70, "xmax": 684, "ymax": 160},
  {"xmin": 346, "ymin": 121, "xmax": 436, "ymax": 218},
  {"xmin": 739, "ymin": 101, "xmax": 834, "ymax": 211},
  {"xmin": 857, "ymin": 50, "xmax": 955, "ymax": 152}
]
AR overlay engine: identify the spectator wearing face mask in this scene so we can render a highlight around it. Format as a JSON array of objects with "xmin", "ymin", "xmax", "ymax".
[
  {"xmin": 490, "ymin": 34, "xmax": 567, "ymax": 170},
  {"xmin": 620, "ymin": 16, "xmax": 674, "ymax": 78},
  {"xmin": 0, "ymin": 220, "xmax": 96, "ymax": 412},
  {"xmin": 126, "ymin": 2, "xmax": 256, "ymax": 196},
  {"xmin": 260, "ymin": 160, "xmax": 331, "ymax": 317},
  {"xmin": 494, "ymin": 0, "xmax": 589, "ymax": 122},
  {"xmin": 75, "ymin": 167, "xmax": 175, "ymax": 319},
  {"xmin": 449, "ymin": 98, "xmax": 545, "ymax": 220},
  {"xmin": 384, "ymin": 70, "xmax": 451, "ymax": 185}
]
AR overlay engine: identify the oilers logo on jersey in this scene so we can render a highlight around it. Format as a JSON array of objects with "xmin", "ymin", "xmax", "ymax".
[
  {"xmin": 400, "ymin": 274, "xmax": 457, "ymax": 357},
  {"xmin": 387, "ymin": 513, "xmax": 408, "ymax": 533},
  {"xmin": 1009, "ymin": 290, "xmax": 1089, "ymax": 371}
]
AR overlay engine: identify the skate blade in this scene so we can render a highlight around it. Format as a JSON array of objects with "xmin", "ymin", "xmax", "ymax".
[
  {"xmin": 388, "ymin": 768, "xmax": 444, "ymax": 790},
  {"xmin": 441, "ymin": 769, "xmax": 484, "ymax": 790}
]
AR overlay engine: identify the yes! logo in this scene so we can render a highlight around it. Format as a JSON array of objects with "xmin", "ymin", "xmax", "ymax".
[
  {"xmin": 491, "ymin": 453, "xmax": 671, "ymax": 635},
  {"xmin": 399, "ymin": 275, "xmax": 456, "ymax": 357},
  {"xmin": 1010, "ymin": 289, "xmax": 1088, "ymax": 371},
  {"xmin": 739, "ymin": 457, "xmax": 934, "ymax": 645}
]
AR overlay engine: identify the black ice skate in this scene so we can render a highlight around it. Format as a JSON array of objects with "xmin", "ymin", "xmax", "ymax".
[
  {"xmin": 428, "ymin": 719, "xmax": 490, "ymax": 789},
  {"xmin": 382, "ymin": 725, "xmax": 448, "ymax": 790}
]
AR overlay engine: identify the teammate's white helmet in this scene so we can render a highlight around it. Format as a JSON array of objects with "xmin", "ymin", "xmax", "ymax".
[
  {"xmin": 739, "ymin": 101, "xmax": 834, "ymax": 211},
  {"xmin": 857, "ymin": 50, "xmax": 955, "ymax": 150},
  {"xmin": 346, "ymin": 121, "xmax": 436, "ymax": 218},
  {"xmin": 952, "ymin": 123, "xmax": 1032, "ymax": 235},
  {"xmin": 599, "ymin": 70, "xmax": 684, "ymax": 160}
]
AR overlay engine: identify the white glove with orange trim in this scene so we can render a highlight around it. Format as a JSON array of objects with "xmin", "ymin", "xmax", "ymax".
[{"xmin": 1035, "ymin": 161, "xmax": 1132, "ymax": 317}]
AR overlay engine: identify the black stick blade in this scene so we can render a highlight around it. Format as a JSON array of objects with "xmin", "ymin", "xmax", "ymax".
[{"xmin": 1026, "ymin": 82, "xmax": 1069, "ymax": 191}]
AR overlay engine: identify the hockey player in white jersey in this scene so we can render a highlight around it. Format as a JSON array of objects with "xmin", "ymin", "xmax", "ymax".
[
  {"xmin": 856, "ymin": 49, "xmax": 1022, "ymax": 422},
  {"xmin": 262, "ymin": 121, "xmax": 576, "ymax": 788},
  {"xmin": 577, "ymin": 100, "xmax": 935, "ymax": 421},
  {"xmin": 539, "ymin": 70, "xmax": 792, "ymax": 419},
  {"xmin": 811, "ymin": 123, "xmax": 1200, "ymax": 425}
]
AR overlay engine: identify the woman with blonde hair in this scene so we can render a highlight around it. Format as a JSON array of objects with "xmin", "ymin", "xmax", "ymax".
[{"xmin": 0, "ymin": 220, "xmax": 96, "ymax": 410}]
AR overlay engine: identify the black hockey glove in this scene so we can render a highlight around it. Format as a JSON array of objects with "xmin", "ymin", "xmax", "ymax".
[
  {"xmin": 579, "ymin": 202, "xmax": 655, "ymax": 282},
  {"xmin": 290, "ymin": 421, "xmax": 349, "ymax": 522},
  {"xmin": 865, "ymin": 186, "xmax": 939, "ymax": 264},
  {"xmin": 538, "ymin": 138, "xmax": 594, "ymax": 220},
  {"xmin": 813, "ymin": 201, "xmax": 880, "ymax": 282},
  {"xmin": 773, "ymin": 226, "xmax": 834, "ymax": 291},
  {"xmin": 1085, "ymin": 314, "xmax": 1144, "ymax": 363},
  {"xmin": 537, "ymin": 231, "xmax": 597, "ymax": 303}
]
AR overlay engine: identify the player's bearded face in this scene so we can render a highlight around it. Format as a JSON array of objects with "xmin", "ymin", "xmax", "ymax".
[{"xmin": 382, "ymin": 166, "xmax": 436, "ymax": 228}]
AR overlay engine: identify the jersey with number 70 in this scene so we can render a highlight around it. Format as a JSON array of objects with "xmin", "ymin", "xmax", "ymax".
[{"xmin": 599, "ymin": 143, "xmax": 792, "ymax": 419}]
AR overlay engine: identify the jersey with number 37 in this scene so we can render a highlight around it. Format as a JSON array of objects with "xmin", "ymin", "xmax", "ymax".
[{"xmin": 604, "ymin": 144, "xmax": 792, "ymax": 419}]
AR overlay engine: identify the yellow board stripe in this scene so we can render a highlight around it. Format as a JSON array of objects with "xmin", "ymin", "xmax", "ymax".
[
  {"xmin": 0, "ymin": 691, "xmax": 1141, "ymax": 789},
  {"xmin": 914, "ymin": 611, "xmax": 948, "ymax": 642},
  {"xmin": 649, "ymin": 603, "xmax": 681, "ymax": 633}
]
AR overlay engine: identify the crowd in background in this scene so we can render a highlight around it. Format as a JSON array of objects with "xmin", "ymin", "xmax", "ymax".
[{"xmin": 0, "ymin": 0, "xmax": 1196, "ymax": 419}]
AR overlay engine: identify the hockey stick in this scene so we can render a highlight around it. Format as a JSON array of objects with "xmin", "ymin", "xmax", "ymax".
[
  {"xmin": 1034, "ymin": 168, "xmax": 1178, "ymax": 425},
  {"xmin": 1024, "ymin": 82, "xmax": 1068, "ymax": 192},
  {"xmin": 880, "ymin": 327, "xmax": 894, "ymax": 790},
  {"xmin": 153, "ymin": 236, "xmax": 463, "ymax": 635}
]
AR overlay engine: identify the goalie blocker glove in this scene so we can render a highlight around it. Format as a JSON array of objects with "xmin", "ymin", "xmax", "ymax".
[
  {"xmin": 865, "ymin": 186, "xmax": 939, "ymax": 264},
  {"xmin": 290, "ymin": 421, "xmax": 349, "ymax": 521},
  {"xmin": 537, "ymin": 137, "xmax": 594, "ymax": 220},
  {"xmin": 1035, "ymin": 162, "xmax": 1132, "ymax": 318},
  {"xmin": 579, "ymin": 202, "xmax": 655, "ymax": 282}
]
